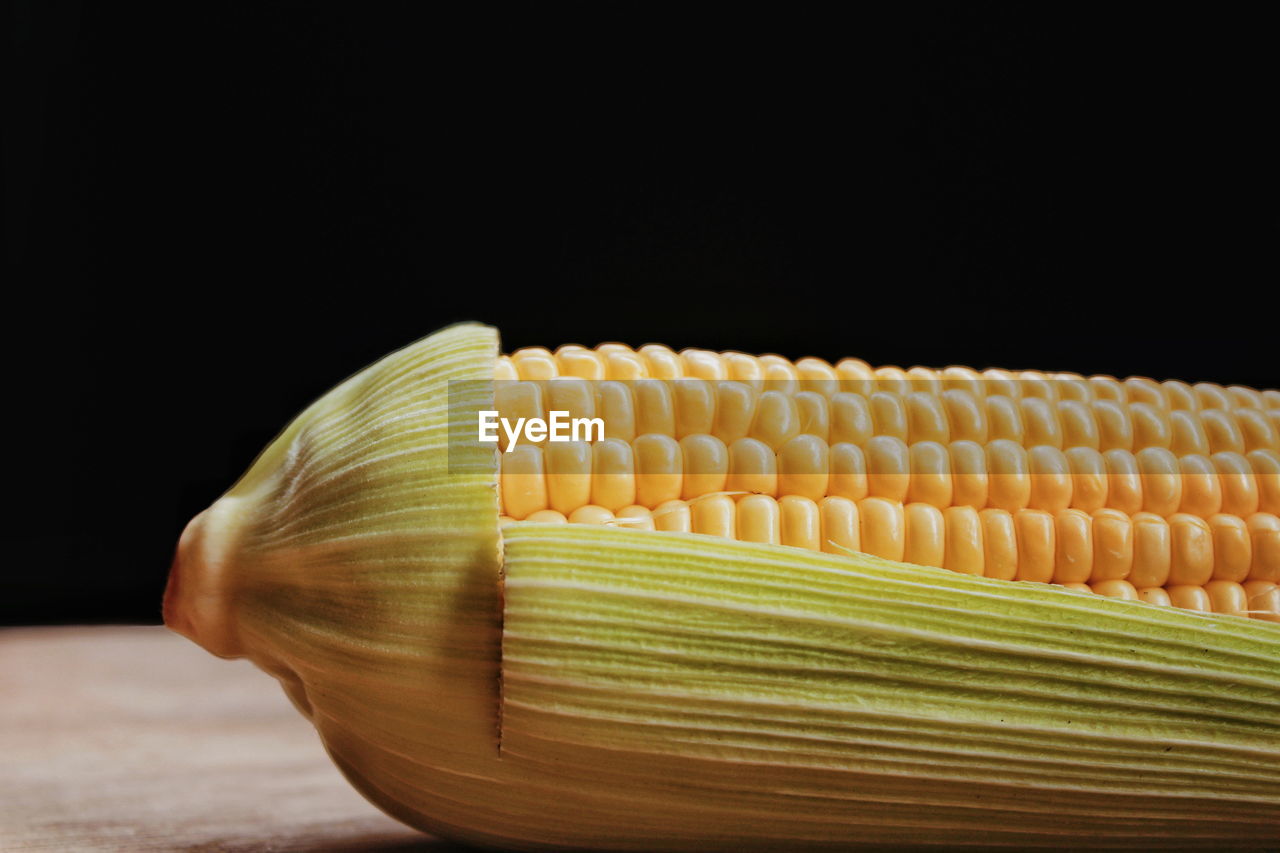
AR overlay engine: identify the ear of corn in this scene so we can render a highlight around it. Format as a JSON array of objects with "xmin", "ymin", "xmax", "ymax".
[
  {"xmin": 165, "ymin": 323, "xmax": 1280, "ymax": 850},
  {"xmin": 494, "ymin": 345, "xmax": 1280, "ymax": 622}
]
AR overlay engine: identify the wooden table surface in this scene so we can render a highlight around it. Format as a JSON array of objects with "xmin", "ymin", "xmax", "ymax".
[{"xmin": 1, "ymin": 625, "xmax": 465, "ymax": 852}]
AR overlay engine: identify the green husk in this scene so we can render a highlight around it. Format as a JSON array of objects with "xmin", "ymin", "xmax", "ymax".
[{"xmin": 167, "ymin": 322, "xmax": 1280, "ymax": 850}]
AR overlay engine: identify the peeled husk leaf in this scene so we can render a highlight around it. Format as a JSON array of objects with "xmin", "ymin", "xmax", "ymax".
[{"xmin": 165, "ymin": 322, "xmax": 1280, "ymax": 850}]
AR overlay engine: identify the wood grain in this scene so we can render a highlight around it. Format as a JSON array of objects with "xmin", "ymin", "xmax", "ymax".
[{"xmin": 0, "ymin": 625, "xmax": 463, "ymax": 852}]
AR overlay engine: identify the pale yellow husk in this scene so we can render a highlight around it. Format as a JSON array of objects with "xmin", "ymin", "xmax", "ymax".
[{"xmin": 168, "ymin": 322, "xmax": 1280, "ymax": 850}]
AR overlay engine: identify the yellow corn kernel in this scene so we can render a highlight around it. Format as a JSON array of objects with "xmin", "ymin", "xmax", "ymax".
[
  {"xmin": 546, "ymin": 377, "xmax": 596, "ymax": 426},
  {"xmin": 986, "ymin": 439, "xmax": 1031, "ymax": 513},
  {"xmin": 906, "ymin": 441, "xmax": 953, "ymax": 507},
  {"xmin": 633, "ymin": 434, "xmax": 683, "ymax": 509},
  {"xmin": 1020, "ymin": 374, "xmax": 1058, "ymax": 403},
  {"xmin": 941, "ymin": 389, "xmax": 988, "ymax": 443},
  {"xmin": 1125, "ymin": 377, "xmax": 1166, "ymax": 410},
  {"xmin": 1162, "ymin": 380, "xmax": 1200, "ymax": 412},
  {"xmin": 679, "ymin": 434, "xmax": 729, "ymax": 501},
  {"xmin": 1244, "ymin": 579, "xmax": 1280, "ymax": 621},
  {"xmin": 829, "ymin": 393, "xmax": 875, "ymax": 446},
  {"xmin": 1236, "ymin": 408, "xmax": 1278, "ymax": 452},
  {"xmin": 544, "ymin": 440, "xmax": 592, "ymax": 517},
  {"xmin": 495, "ymin": 381, "xmax": 545, "ymax": 450},
  {"xmin": 595, "ymin": 381, "xmax": 636, "ymax": 442},
  {"xmin": 1027, "ymin": 445, "xmax": 1072, "ymax": 513},
  {"xmin": 494, "ymin": 356, "xmax": 518, "ymax": 381},
  {"xmin": 1054, "ymin": 376, "xmax": 1094, "ymax": 403},
  {"xmin": 614, "ymin": 505, "xmax": 656, "ymax": 532},
  {"xmin": 1229, "ymin": 386, "xmax": 1266, "ymax": 409},
  {"xmin": 865, "ymin": 436, "xmax": 910, "ymax": 503},
  {"xmin": 943, "ymin": 505, "xmax": 984, "ymax": 576},
  {"xmin": 1057, "ymin": 400, "xmax": 1099, "ymax": 449},
  {"xmin": 1215, "ymin": 451, "xmax": 1260, "ymax": 517},
  {"xmin": 795, "ymin": 358, "xmax": 839, "ymax": 398},
  {"xmin": 903, "ymin": 503, "xmax": 946, "ymax": 568},
  {"xmin": 602, "ymin": 349, "xmax": 647, "ymax": 380},
  {"xmin": 859, "ymin": 497, "xmax": 905, "ymax": 561},
  {"xmin": 1138, "ymin": 587, "xmax": 1173, "ymax": 606},
  {"xmin": 652, "ymin": 499, "xmax": 691, "ymax": 533},
  {"xmin": 750, "ymin": 390, "xmax": 801, "ymax": 450},
  {"xmin": 1053, "ymin": 509, "xmax": 1093, "ymax": 584},
  {"xmin": 1090, "ymin": 508, "xmax": 1134, "ymax": 582},
  {"xmin": 510, "ymin": 346, "xmax": 558, "ymax": 380},
  {"xmin": 1167, "ymin": 585, "xmax": 1212, "ymax": 612},
  {"xmin": 828, "ymin": 442, "xmax": 869, "ymax": 502},
  {"xmin": 819, "ymin": 496, "xmax": 859, "ymax": 555},
  {"xmin": 1088, "ymin": 375, "xmax": 1126, "ymax": 402},
  {"xmin": 780, "ymin": 496, "xmax": 821, "ymax": 551},
  {"xmin": 980, "ymin": 508, "xmax": 1017, "ymax": 580},
  {"xmin": 737, "ymin": 494, "xmax": 781, "ymax": 545},
  {"xmin": 591, "ymin": 438, "xmax": 635, "ymax": 512},
  {"xmin": 1205, "ymin": 579, "xmax": 1249, "ymax": 617},
  {"xmin": 673, "ymin": 379, "xmax": 716, "ymax": 438},
  {"xmin": 794, "ymin": 391, "xmax": 830, "ymax": 442},
  {"xmin": 1021, "ymin": 398, "xmax": 1062, "ymax": 449},
  {"xmin": 568, "ymin": 504, "xmax": 615, "ymax": 525},
  {"xmin": 637, "ymin": 344, "xmax": 682, "ymax": 379},
  {"xmin": 833, "ymin": 358, "xmax": 874, "ymax": 395},
  {"xmin": 690, "ymin": 494, "xmax": 735, "ymax": 539},
  {"xmin": 907, "ymin": 366, "xmax": 942, "ymax": 392},
  {"xmin": 868, "ymin": 392, "xmax": 908, "ymax": 441},
  {"xmin": 1250, "ymin": 449, "xmax": 1280, "ymax": 514},
  {"xmin": 982, "ymin": 369, "xmax": 1021, "ymax": 398},
  {"xmin": 1249, "ymin": 513, "xmax": 1280, "ymax": 582},
  {"xmin": 777, "ymin": 435, "xmax": 830, "ymax": 503},
  {"xmin": 940, "ymin": 366, "xmax": 984, "ymax": 396},
  {"xmin": 949, "ymin": 440, "xmax": 989, "ymax": 509},
  {"xmin": 712, "ymin": 381, "xmax": 758, "ymax": 444},
  {"xmin": 872, "ymin": 365, "xmax": 911, "ymax": 396},
  {"xmin": 1209, "ymin": 513, "xmax": 1252, "ymax": 582},
  {"xmin": 1169, "ymin": 410, "xmax": 1211, "ymax": 456},
  {"xmin": 1091, "ymin": 579, "xmax": 1139, "ymax": 601},
  {"xmin": 524, "ymin": 509, "xmax": 568, "ymax": 524},
  {"xmin": 1130, "ymin": 402, "xmax": 1171, "ymax": 450},
  {"xmin": 761, "ymin": 355, "xmax": 799, "ymax": 393},
  {"xmin": 905, "ymin": 392, "xmax": 949, "ymax": 444},
  {"xmin": 1093, "ymin": 399, "xmax": 1134, "ymax": 452},
  {"xmin": 1014, "ymin": 508, "xmax": 1055, "ymax": 583},
  {"xmin": 1136, "ymin": 447, "xmax": 1182, "ymax": 517},
  {"xmin": 633, "ymin": 379, "xmax": 676, "ymax": 437},
  {"xmin": 723, "ymin": 352, "xmax": 763, "ymax": 387},
  {"xmin": 1129, "ymin": 512, "xmax": 1172, "ymax": 589},
  {"xmin": 726, "ymin": 437, "xmax": 777, "ymax": 497},
  {"xmin": 1168, "ymin": 514, "xmax": 1214, "ymax": 586},
  {"xmin": 985, "ymin": 396, "xmax": 1024, "ymax": 443},
  {"xmin": 1203, "ymin": 409, "xmax": 1246, "ymax": 455},
  {"xmin": 1103, "ymin": 449, "xmax": 1143, "ymax": 515},
  {"xmin": 1195, "ymin": 382, "xmax": 1233, "ymax": 410},
  {"xmin": 555, "ymin": 346, "xmax": 605, "ymax": 380},
  {"xmin": 1064, "ymin": 447, "xmax": 1108, "ymax": 513},
  {"xmin": 501, "ymin": 444, "xmax": 548, "ymax": 520},
  {"xmin": 680, "ymin": 349, "xmax": 726, "ymax": 381},
  {"xmin": 1177, "ymin": 454, "xmax": 1223, "ymax": 517}
]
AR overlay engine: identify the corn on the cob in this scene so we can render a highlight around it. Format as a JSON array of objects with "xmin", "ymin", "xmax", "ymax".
[
  {"xmin": 164, "ymin": 324, "xmax": 1280, "ymax": 850},
  {"xmin": 494, "ymin": 345, "xmax": 1280, "ymax": 622}
]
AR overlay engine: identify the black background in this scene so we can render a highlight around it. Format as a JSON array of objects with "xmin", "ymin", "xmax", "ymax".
[{"xmin": 6, "ymin": 4, "xmax": 1277, "ymax": 625}]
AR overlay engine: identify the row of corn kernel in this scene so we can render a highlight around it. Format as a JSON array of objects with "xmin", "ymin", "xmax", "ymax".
[
  {"xmin": 498, "ymin": 496, "xmax": 1280, "ymax": 620},
  {"xmin": 500, "ymin": 345, "xmax": 1280, "ymax": 410},
  {"xmin": 494, "ymin": 377, "xmax": 1280, "ymax": 455},
  {"xmin": 497, "ymin": 434, "xmax": 1280, "ymax": 520}
]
